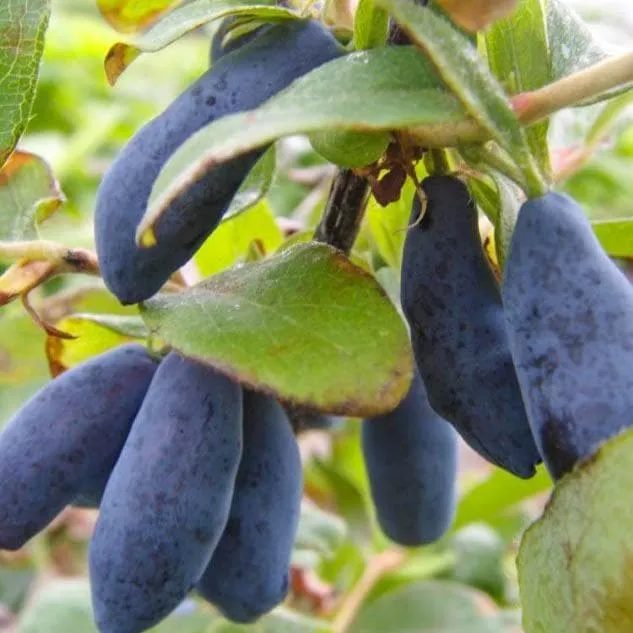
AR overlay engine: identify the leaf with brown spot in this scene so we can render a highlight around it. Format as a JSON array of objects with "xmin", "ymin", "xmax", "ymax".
[
  {"xmin": 519, "ymin": 428, "xmax": 633, "ymax": 633},
  {"xmin": 97, "ymin": 0, "xmax": 182, "ymax": 34},
  {"xmin": 0, "ymin": 1, "xmax": 50, "ymax": 169},
  {"xmin": 104, "ymin": 42, "xmax": 141, "ymax": 87},
  {"xmin": 141, "ymin": 242, "xmax": 413, "ymax": 416},
  {"xmin": 435, "ymin": 0, "xmax": 518, "ymax": 32},
  {"xmin": 0, "ymin": 150, "xmax": 65, "ymax": 241}
]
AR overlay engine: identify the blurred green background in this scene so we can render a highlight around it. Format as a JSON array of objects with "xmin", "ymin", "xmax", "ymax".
[{"xmin": 0, "ymin": 0, "xmax": 631, "ymax": 631}]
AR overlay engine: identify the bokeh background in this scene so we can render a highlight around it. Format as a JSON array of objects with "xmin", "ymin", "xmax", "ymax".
[{"xmin": 0, "ymin": 1, "xmax": 631, "ymax": 631}]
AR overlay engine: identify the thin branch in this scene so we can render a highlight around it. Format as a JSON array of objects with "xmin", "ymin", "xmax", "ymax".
[
  {"xmin": 331, "ymin": 549, "xmax": 407, "ymax": 633},
  {"xmin": 513, "ymin": 51, "xmax": 633, "ymax": 124},
  {"xmin": 407, "ymin": 50, "xmax": 633, "ymax": 149},
  {"xmin": 312, "ymin": 22, "xmax": 414, "ymax": 253},
  {"xmin": 313, "ymin": 169, "xmax": 371, "ymax": 254},
  {"xmin": 0, "ymin": 240, "xmax": 100, "ymax": 276}
]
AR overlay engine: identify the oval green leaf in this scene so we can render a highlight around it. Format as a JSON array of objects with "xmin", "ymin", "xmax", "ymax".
[
  {"xmin": 309, "ymin": 129, "xmax": 390, "ymax": 168},
  {"xmin": 140, "ymin": 242, "xmax": 413, "ymax": 416},
  {"xmin": 518, "ymin": 428, "xmax": 633, "ymax": 633},
  {"xmin": 349, "ymin": 580, "xmax": 504, "ymax": 633},
  {"xmin": 140, "ymin": 46, "xmax": 466, "ymax": 239},
  {"xmin": 0, "ymin": 1, "xmax": 50, "ymax": 169},
  {"xmin": 485, "ymin": 0, "xmax": 551, "ymax": 176}
]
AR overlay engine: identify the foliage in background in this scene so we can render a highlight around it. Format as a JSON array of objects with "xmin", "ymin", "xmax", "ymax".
[{"xmin": 0, "ymin": 0, "xmax": 632, "ymax": 632}]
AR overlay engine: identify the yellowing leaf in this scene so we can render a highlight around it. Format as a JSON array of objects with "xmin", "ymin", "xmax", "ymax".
[
  {"xmin": 46, "ymin": 315, "xmax": 147, "ymax": 377},
  {"xmin": 435, "ymin": 0, "xmax": 518, "ymax": 32},
  {"xmin": 97, "ymin": 0, "xmax": 182, "ymax": 34},
  {"xmin": 194, "ymin": 201, "xmax": 283, "ymax": 278}
]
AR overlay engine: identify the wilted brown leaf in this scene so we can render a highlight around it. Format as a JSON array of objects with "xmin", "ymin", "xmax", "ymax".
[
  {"xmin": 0, "ymin": 259, "xmax": 56, "ymax": 306},
  {"xmin": 104, "ymin": 42, "xmax": 142, "ymax": 86}
]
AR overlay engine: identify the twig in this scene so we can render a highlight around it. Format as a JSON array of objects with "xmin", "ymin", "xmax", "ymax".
[
  {"xmin": 313, "ymin": 169, "xmax": 371, "ymax": 254},
  {"xmin": 408, "ymin": 50, "xmax": 633, "ymax": 149},
  {"xmin": 312, "ymin": 23, "xmax": 414, "ymax": 253},
  {"xmin": 513, "ymin": 51, "xmax": 633, "ymax": 124},
  {"xmin": 331, "ymin": 548, "xmax": 407, "ymax": 633},
  {"xmin": 0, "ymin": 240, "xmax": 100, "ymax": 276}
]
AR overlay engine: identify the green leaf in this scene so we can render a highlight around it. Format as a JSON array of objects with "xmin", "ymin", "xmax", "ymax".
[
  {"xmin": 308, "ymin": 130, "xmax": 390, "ymax": 168},
  {"xmin": 225, "ymin": 146, "xmax": 277, "ymax": 219},
  {"xmin": 141, "ymin": 242, "xmax": 413, "ymax": 416},
  {"xmin": 18, "ymin": 579, "xmax": 97, "ymax": 633},
  {"xmin": 311, "ymin": 459, "xmax": 372, "ymax": 546},
  {"xmin": 294, "ymin": 500, "xmax": 348, "ymax": 562},
  {"xmin": 453, "ymin": 466, "xmax": 552, "ymax": 531},
  {"xmin": 105, "ymin": 0, "xmax": 297, "ymax": 84},
  {"xmin": 443, "ymin": 524, "xmax": 507, "ymax": 602},
  {"xmin": 547, "ymin": 0, "xmax": 632, "ymax": 105},
  {"xmin": 349, "ymin": 580, "xmax": 504, "ymax": 633},
  {"xmin": 484, "ymin": 0, "xmax": 551, "ymax": 176},
  {"xmin": 0, "ymin": 565, "xmax": 36, "ymax": 612},
  {"xmin": 194, "ymin": 200, "xmax": 283, "ymax": 278},
  {"xmin": 519, "ymin": 428, "xmax": 633, "ymax": 633},
  {"xmin": 17, "ymin": 579, "xmax": 211, "ymax": 633},
  {"xmin": 209, "ymin": 608, "xmax": 330, "ymax": 633},
  {"xmin": 377, "ymin": 0, "xmax": 539, "ymax": 189},
  {"xmin": 591, "ymin": 218, "xmax": 633, "ymax": 259},
  {"xmin": 142, "ymin": 46, "xmax": 466, "ymax": 231},
  {"xmin": 0, "ymin": 0, "xmax": 50, "ymax": 169},
  {"xmin": 353, "ymin": 0, "xmax": 389, "ymax": 49},
  {"xmin": 491, "ymin": 171, "xmax": 523, "ymax": 272},
  {"xmin": 0, "ymin": 150, "xmax": 65, "ymax": 241},
  {"xmin": 468, "ymin": 176, "xmax": 500, "ymax": 225},
  {"xmin": 586, "ymin": 92, "xmax": 633, "ymax": 147}
]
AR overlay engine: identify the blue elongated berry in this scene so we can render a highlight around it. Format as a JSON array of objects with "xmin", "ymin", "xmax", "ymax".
[
  {"xmin": 89, "ymin": 352, "xmax": 243, "ymax": 633},
  {"xmin": 362, "ymin": 370, "xmax": 458, "ymax": 546},
  {"xmin": 197, "ymin": 389, "xmax": 302, "ymax": 623},
  {"xmin": 503, "ymin": 192, "xmax": 633, "ymax": 479},
  {"xmin": 0, "ymin": 344, "xmax": 157, "ymax": 550},
  {"xmin": 95, "ymin": 20, "xmax": 343, "ymax": 305},
  {"xmin": 400, "ymin": 175, "xmax": 540, "ymax": 478}
]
